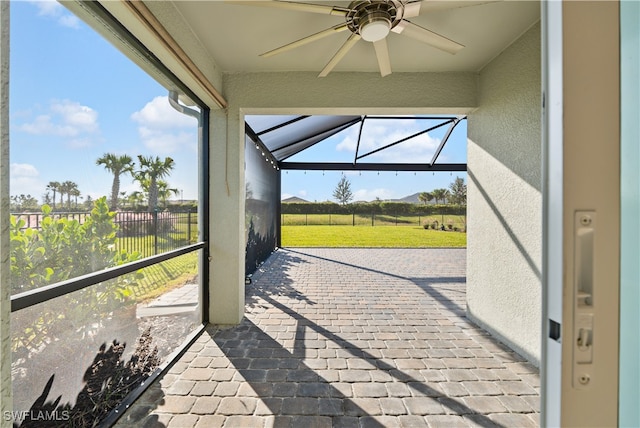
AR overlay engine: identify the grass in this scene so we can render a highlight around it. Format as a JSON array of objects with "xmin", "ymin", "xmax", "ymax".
[
  {"xmin": 281, "ymin": 225, "xmax": 466, "ymax": 248},
  {"xmin": 129, "ymin": 251, "xmax": 199, "ymax": 302},
  {"xmin": 282, "ymin": 213, "xmax": 466, "ymax": 229}
]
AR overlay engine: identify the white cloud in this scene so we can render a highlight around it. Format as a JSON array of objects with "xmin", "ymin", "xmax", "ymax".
[
  {"xmin": 58, "ymin": 14, "xmax": 80, "ymax": 28},
  {"xmin": 66, "ymin": 138, "xmax": 94, "ymax": 149},
  {"xmin": 10, "ymin": 163, "xmax": 43, "ymax": 198},
  {"xmin": 137, "ymin": 128, "xmax": 196, "ymax": 154},
  {"xmin": 131, "ymin": 96, "xmax": 196, "ymax": 129},
  {"xmin": 298, "ymin": 190, "xmax": 308, "ymax": 197},
  {"xmin": 18, "ymin": 100, "xmax": 99, "ymax": 143},
  {"xmin": 51, "ymin": 101, "xmax": 98, "ymax": 131},
  {"xmin": 11, "ymin": 163, "xmax": 39, "ymax": 178},
  {"xmin": 28, "ymin": 0, "xmax": 81, "ymax": 29},
  {"xmin": 335, "ymin": 119, "xmax": 442, "ymax": 163},
  {"xmin": 131, "ymin": 96, "xmax": 198, "ymax": 153},
  {"xmin": 353, "ymin": 188, "xmax": 393, "ymax": 202}
]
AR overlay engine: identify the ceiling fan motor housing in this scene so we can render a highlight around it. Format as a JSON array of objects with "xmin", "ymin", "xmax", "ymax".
[{"xmin": 346, "ymin": 0, "xmax": 404, "ymax": 41}]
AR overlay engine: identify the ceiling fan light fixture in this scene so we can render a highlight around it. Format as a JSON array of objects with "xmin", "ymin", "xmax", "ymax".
[{"xmin": 360, "ymin": 19, "xmax": 391, "ymax": 42}]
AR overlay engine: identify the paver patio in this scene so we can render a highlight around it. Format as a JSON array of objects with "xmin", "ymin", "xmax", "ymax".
[{"xmin": 115, "ymin": 248, "xmax": 540, "ymax": 428}]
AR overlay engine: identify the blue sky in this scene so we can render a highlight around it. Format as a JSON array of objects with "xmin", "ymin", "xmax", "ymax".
[
  {"xmin": 10, "ymin": 1, "xmax": 199, "ymax": 203},
  {"xmin": 11, "ymin": 1, "xmax": 466, "ymax": 205},
  {"xmin": 279, "ymin": 117, "xmax": 467, "ymax": 202}
]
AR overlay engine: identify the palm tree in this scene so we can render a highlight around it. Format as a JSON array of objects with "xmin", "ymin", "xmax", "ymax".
[
  {"xmin": 96, "ymin": 153, "xmax": 135, "ymax": 211},
  {"xmin": 135, "ymin": 155, "xmax": 175, "ymax": 212},
  {"xmin": 418, "ymin": 192, "xmax": 433, "ymax": 205},
  {"xmin": 46, "ymin": 181, "xmax": 61, "ymax": 209},
  {"xmin": 60, "ymin": 181, "xmax": 78, "ymax": 210},
  {"xmin": 128, "ymin": 191, "xmax": 146, "ymax": 209},
  {"xmin": 70, "ymin": 188, "xmax": 81, "ymax": 209},
  {"xmin": 157, "ymin": 180, "xmax": 179, "ymax": 208},
  {"xmin": 58, "ymin": 181, "xmax": 69, "ymax": 210},
  {"xmin": 431, "ymin": 188, "xmax": 450, "ymax": 204}
]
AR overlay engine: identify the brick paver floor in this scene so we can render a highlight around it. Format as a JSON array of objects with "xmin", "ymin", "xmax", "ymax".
[{"xmin": 116, "ymin": 248, "xmax": 540, "ymax": 428}]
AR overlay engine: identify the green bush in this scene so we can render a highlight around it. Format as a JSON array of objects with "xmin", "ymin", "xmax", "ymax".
[
  {"xmin": 10, "ymin": 197, "xmax": 143, "ymax": 356},
  {"xmin": 11, "ymin": 197, "xmax": 141, "ymax": 294}
]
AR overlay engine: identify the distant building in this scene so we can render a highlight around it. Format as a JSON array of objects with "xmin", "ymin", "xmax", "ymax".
[{"xmin": 281, "ymin": 196, "xmax": 309, "ymax": 203}]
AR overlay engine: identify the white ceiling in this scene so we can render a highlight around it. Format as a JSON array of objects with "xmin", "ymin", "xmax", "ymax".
[{"xmin": 171, "ymin": 0, "xmax": 540, "ymax": 76}]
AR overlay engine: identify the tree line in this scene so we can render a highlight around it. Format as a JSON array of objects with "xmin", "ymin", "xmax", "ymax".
[
  {"xmin": 418, "ymin": 176, "xmax": 467, "ymax": 205},
  {"xmin": 332, "ymin": 175, "xmax": 467, "ymax": 206},
  {"xmin": 281, "ymin": 200, "xmax": 465, "ymax": 216},
  {"xmin": 12, "ymin": 154, "xmax": 179, "ymax": 213}
]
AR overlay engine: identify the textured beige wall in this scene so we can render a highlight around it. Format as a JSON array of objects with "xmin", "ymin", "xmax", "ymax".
[
  {"xmin": 467, "ymin": 22, "xmax": 542, "ymax": 365},
  {"xmin": 223, "ymin": 71, "xmax": 477, "ymax": 113}
]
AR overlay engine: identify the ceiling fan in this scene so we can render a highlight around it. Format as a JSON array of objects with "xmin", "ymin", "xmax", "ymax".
[{"xmin": 229, "ymin": 0, "xmax": 472, "ymax": 77}]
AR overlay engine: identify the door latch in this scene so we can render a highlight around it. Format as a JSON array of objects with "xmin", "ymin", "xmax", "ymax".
[{"xmin": 573, "ymin": 211, "xmax": 596, "ymax": 388}]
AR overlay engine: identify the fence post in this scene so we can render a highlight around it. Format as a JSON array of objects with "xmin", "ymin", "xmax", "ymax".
[
  {"xmin": 305, "ymin": 213, "xmax": 308, "ymax": 226},
  {"xmin": 187, "ymin": 211, "xmax": 191, "ymax": 244},
  {"xmin": 153, "ymin": 209, "xmax": 159, "ymax": 255},
  {"xmin": 371, "ymin": 212, "xmax": 374, "ymax": 227},
  {"xmin": 352, "ymin": 213, "xmax": 355, "ymax": 226}
]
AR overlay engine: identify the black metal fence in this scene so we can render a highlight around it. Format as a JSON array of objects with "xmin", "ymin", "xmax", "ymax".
[
  {"xmin": 12, "ymin": 210, "xmax": 198, "ymax": 258},
  {"xmin": 281, "ymin": 212, "xmax": 467, "ymax": 230}
]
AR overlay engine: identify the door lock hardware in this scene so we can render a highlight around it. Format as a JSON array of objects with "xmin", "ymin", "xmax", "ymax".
[{"xmin": 573, "ymin": 211, "xmax": 596, "ymax": 389}]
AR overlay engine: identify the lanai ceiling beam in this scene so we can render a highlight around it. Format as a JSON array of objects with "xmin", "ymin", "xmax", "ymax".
[
  {"xmin": 279, "ymin": 162, "xmax": 467, "ymax": 172},
  {"xmin": 355, "ymin": 118, "xmax": 455, "ymax": 162},
  {"xmin": 429, "ymin": 115, "xmax": 465, "ymax": 166}
]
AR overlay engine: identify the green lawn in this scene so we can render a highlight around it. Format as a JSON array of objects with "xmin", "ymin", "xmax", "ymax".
[
  {"xmin": 281, "ymin": 225, "xmax": 466, "ymax": 248},
  {"xmin": 282, "ymin": 213, "xmax": 466, "ymax": 229},
  {"xmin": 130, "ymin": 251, "xmax": 199, "ymax": 302}
]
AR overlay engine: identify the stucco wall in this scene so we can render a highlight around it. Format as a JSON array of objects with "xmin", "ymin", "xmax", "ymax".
[
  {"xmin": 0, "ymin": 1, "xmax": 11, "ymax": 423},
  {"xmin": 467, "ymin": 22, "xmax": 542, "ymax": 365},
  {"xmin": 223, "ymin": 71, "xmax": 477, "ymax": 113}
]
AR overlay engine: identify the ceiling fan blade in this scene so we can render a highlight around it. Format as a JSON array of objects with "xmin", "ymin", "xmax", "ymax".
[
  {"xmin": 225, "ymin": 1, "xmax": 350, "ymax": 16},
  {"xmin": 403, "ymin": 1, "xmax": 422, "ymax": 18},
  {"xmin": 318, "ymin": 33, "xmax": 361, "ymax": 77},
  {"xmin": 260, "ymin": 24, "xmax": 349, "ymax": 58},
  {"xmin": 392, "ymin": 20, "xmax": 464, "ymax": 54},
  {"xmin": 373, "ymin": 38, "xmax": 392, "ymax": 77},
  {"xmin": 410, "ymin": 0, "xmax": 500, "ymax": 14}
]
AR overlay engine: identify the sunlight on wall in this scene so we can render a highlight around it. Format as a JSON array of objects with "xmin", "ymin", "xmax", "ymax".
[{"xmin": 467, "ymin": 22, "xmax": 542, "ymax": 365}]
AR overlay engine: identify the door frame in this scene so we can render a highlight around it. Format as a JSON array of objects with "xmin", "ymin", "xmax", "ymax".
[{"xmin": 542, "ymin": 2, "xmax": 620, "ymax": 426}]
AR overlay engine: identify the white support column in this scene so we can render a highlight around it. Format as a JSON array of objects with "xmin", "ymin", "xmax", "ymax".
[
  {"xmin": 0, "ymin": 1, "xmax": 11, "ymax": 424},
  {"xmin": 208, "ymin": 109, "xmax": 246, "ymax": 325}
]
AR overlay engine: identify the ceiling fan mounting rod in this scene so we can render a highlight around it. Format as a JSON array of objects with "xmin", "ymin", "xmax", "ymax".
[{"xmin": 346, "ymin": 0, "xmax": 404, "ymax": 41}]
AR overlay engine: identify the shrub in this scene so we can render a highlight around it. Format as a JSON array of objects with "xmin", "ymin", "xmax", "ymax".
[
  {"xmin": 10, "ymin": 197, "xmax": 141, "ymax": 294},
  {"xmin": 10, "ymin": 197, "xmax": 143, "ymax": 361}
]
